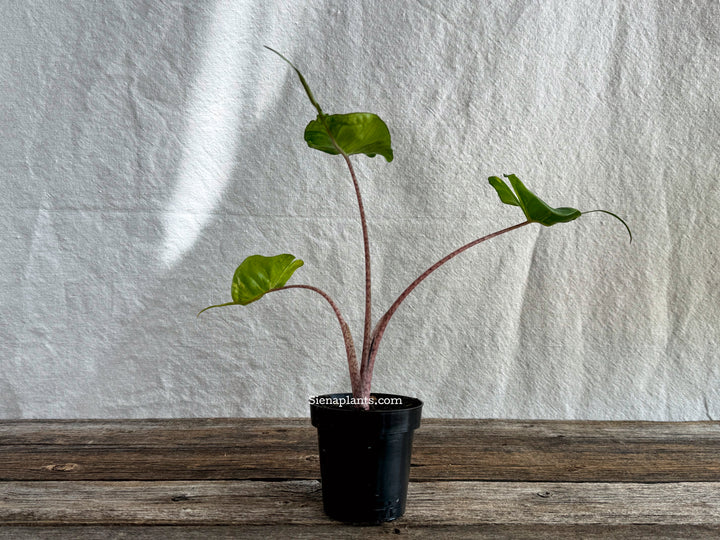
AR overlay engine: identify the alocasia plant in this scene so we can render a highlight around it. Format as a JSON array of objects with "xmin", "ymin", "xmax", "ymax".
[{"xmin": 200, "ymin": 48, "xmax": 631, "ymax": 409}]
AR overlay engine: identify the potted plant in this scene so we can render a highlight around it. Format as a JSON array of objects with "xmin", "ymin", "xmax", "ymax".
[{"xmin": 199, "ymin": 48, "xmax": 631, "ymax": 524}]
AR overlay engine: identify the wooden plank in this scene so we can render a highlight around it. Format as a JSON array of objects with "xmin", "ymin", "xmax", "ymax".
[
  {"xmin": 0, "ymin": 418, "xmax": 312, "ymax": 447},
  {"xmin": 1, "ymin": 525, "xmax": 719, "ymax": 539},
  {"xmin": 0, "ymin": 418, "xmax": 318, "ymax": 481},
  {"xmin": 414, "ymin": 419, "xmax": 720, "ymax": 482},
  {"xmin": 0, "ymin": 480, "xmax": 718, "ymax": 528},
  {"xmin": 1, "ymin": 419, "xmax": 719, "ymax": 482}
]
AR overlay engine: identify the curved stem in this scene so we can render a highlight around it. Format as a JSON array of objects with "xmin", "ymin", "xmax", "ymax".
[
  {"xmin": 316, "ymin": 116, "xmax": 372, "ymax": 395},
  {"xmin": 360, "ymin": 220, "xmax": 532, "ymax": 398},
  {"xmin": 265, "ymin": 47, "xmax": 373, "ymax": 399},
  {"xmin": 339, "ymin": 154, "xmax": 373, "ymax": 375},
  {"xmin": 272, "ymin": 285, "xmax": 361, "ymax": 399}
]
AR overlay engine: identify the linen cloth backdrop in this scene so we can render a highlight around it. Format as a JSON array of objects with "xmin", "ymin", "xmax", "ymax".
[{"xmin": 2, "ymin": 0, "xmax": 719, "ymax": 419}]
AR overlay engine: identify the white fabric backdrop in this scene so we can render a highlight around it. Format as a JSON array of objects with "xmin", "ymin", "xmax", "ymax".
[{"xmin": 2, "ymin": 0, "xmax": 719, "ymax": 419}]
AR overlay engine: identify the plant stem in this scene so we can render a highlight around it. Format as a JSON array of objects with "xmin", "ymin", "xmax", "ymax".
[
  {"xmin": 317, "ymin": 118, "xmax": 372, "ymax": 399},
  {"xmin": 360, "ymin": 220, "xmax": 532, "ymax": 399},
  {"xmin": 264, "ymin": 47, "xmax": 374, "ymax": 400},
  {"xmin": 272, "ymin": 285, "xmax": 361, "ymax": 398},
  {"xmin": 339, "ymin": 153, "xmax": 373, "ymax": 380}
]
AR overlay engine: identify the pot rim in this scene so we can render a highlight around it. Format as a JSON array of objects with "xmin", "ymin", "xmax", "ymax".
[{"xmin": 310, "ymin": 392, "xmax": 422, "ymax": 432}]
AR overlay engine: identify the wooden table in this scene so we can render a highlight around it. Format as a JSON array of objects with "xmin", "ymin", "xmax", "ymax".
[{"xmin": 1, "ymin": 418, "xmax": 719, "ymax": 538}]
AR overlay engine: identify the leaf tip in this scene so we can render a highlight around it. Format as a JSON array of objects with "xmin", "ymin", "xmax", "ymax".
[
  {"xmin": 197, "ymin": 302, "xmax": 238, "ymax": 317},
  {"xmin": 264, "ymin": 46, "xmax": 323, "ymax": 116},
  {"xmin": 263, "ymin": 45, "xmax": 284, "ymax": 60},
  {"xmin": 582, "ymin": 209, "xmax": 633, "ymax": 243}
]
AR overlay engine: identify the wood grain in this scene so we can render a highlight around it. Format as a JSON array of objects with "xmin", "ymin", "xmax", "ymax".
[
  {"xmin": 2, "ymin": 525, "xmax": 720, "ymax": 540},
  {"xmin": 1, "ymin": 419, "xmax": 719, "ymax": 537},
  {"xmin": 1, "ymin": 480, "xmax": 718, "ymax": 527},
  {"xmin": 1, "ymin": 419, "xmax": 719, "ymax": 482}
]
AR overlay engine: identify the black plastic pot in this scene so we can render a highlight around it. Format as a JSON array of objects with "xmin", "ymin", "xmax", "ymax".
[{"xmin": 310, "ymin": 393, "xmax": 423, "ymax": 524}]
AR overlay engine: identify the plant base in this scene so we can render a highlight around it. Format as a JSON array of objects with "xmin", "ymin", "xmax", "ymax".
[{"xmin": 310, "ymin": 393, "xmax": 423, "ymax": 524}]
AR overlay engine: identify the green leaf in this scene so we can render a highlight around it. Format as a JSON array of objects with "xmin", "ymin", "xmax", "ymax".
[
  {"xmin": 264, "ymin": 46, "xmax": 394, "ymax": 162},
  {"xmin": 488, "ymin": 174, "xmax": 632, "ymax": 241},
  {"xmin": 305, "ymin": 113, "xmax": 394, "ymax": 162},
  {"xmin": 231, "ymin": 254, "xmax": 304, "ymax": 305},
  {"xmin": 489, "ymin": 176, "xmax": 520, "ymax": 206},
  {"xmin": 264, "ymin": 46, "xmax": 324, "ymax": 116},
  {"xmin": 489, "ymin": 174, "xmax": 581, "ymax": 226},
  {"xmin": 198, "ymin": 254, "xmax": 303, "ymax": 316}
]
